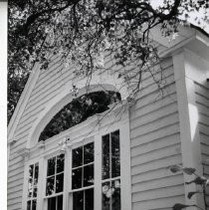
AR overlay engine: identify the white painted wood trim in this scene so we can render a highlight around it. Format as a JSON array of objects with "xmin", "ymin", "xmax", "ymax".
[
  {"xmin": 28, "ymin": 83, "xmax": 127, "ymax": 148},
  {"xmin": 120, "ymin": 110, "xmax": 132, "ymax": 210},
  {"xmin": 173, "ymin": 50, "xmax": 204, "ymax": 209},
  {"xmin": 94, "ymin": 132, "xmax": 102, "ymax": 210},
  {"xmin": 8, "ymin": 62, "xmax": 41, "ymax": 142}
]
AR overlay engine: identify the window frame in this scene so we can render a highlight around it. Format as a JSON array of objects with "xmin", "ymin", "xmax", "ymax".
[{"xmin": 22, "ymin": 103, "xmax": 131, "ymax": 210}]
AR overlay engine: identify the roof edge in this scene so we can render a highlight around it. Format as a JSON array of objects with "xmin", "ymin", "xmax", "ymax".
[{"xmin": 8, "ymin": 63, "xmax": 41, "ymax": 143}]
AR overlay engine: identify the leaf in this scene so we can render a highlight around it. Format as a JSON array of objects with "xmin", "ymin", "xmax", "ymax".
[
  {"xmin": 169, "ymin": 165, "xmax": 182, "ymax": 173},
  {"xmin": 182, "ymin": 167, "xmax": 196, "ymax": 175},
  {"xmin": 186, "ymin": 176, "xmax": 207, "ymax": 185},
  {"xmin": 187, "ymin": 191, "xmax": 199, "ymax": 199},
  {"xmin": 173, "ymin": 203, "xmax": 190, "ymax": 210}
]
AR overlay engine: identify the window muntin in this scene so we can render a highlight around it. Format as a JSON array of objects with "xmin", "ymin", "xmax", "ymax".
[
  {"xmin": 72, "ymin": 142, "xmax": 94, "ymax": 210},
  {"xmin": 27, "ymin": 163, "xmax": 39, "ymax": 210},
  {"xmin": 102, "ymin": 130, "xmax": 121, "ymax": 210},
  {"xmin": 46, "ymin": 154, "xmax": 65, "ymax": 210}
]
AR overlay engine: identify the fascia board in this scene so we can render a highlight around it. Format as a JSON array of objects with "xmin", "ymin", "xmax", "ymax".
[
  {"xmin": 159, "ymin": 29, "xmax": 209, "ymax": 59},
  {"xmin": 8, "ymin": 62, "xmax": 41, "ymax": 143}
]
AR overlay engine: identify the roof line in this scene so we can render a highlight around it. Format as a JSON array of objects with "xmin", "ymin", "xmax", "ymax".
[{"xmin": 8, "ymin": 63, "xmax": 41, "ymax": 143}]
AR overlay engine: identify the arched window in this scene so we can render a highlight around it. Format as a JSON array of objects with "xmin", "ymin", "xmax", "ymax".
[{"xmin": 39, "ymin": 91, "xmax": 121, "ymax": 141}]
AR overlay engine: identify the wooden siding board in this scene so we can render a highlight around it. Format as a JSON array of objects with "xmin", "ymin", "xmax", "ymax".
[
  {"xmin": 131, "ymin": 102, "xmax": 178, "ymax": 129},
  {"xmin": 131, "ymin": 145, "xmax": 181, "ymax": 167},
  {"xmin": 131, "ymin": 154, "xmax": 182, "ymax": 175},
  {"xmin": 132, "ymin": 169, "xmax": 181, "ymax": 184},
  {"xmin": 131, "ymin": 112, "xmax": 179, "ymax": 138},
  {"xmin": 132, "ymin": 184, "xmax": 185, "ymax": 202},
  {"xmin": 132, "ymin": 195, "xmax": 185, "ymax": 210},
  {"xmin": 132, "ymin": 174, "xmax": 184, "ymax": 193},
  {"xmin": 131, "ymin": 122, "xmax": 180, "ymax": 147}
]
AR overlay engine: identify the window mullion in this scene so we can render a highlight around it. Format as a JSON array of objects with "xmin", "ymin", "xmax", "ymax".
[
  {"xmin": 54, "ymin": 157, "xmax": 57, "ymax": 194},
  {"xmin": 109, "ymin": 133, "xmax": 112, "ymax": 180},
  {"xmin": 83, "ymin": 190, "xmax": 85, "ymax": 210},
  {"xmin": 82, "ymin": 146, "xmax": 84, "ymax": 188}
]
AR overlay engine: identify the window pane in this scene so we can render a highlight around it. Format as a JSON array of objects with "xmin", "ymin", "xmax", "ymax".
[
  {"xmin": 102, "ymin": 134, "xmax": 110, "ymax": 180},
  {"xmin": 28, "ymin": 180, "xmax": 33, "ymax": 198},
  {"xmin": 57, "ymin": 154, "xmax": 65, "ymax": 173},
  {"xmin": 46, "ymin": 176, "xmax": 55, "ymax": 196},
  {"xmin": 84, "ymin": 164, "xmax": 94, "ymax": 187},
  {"xmin": 32, "ymin": 200, "xmax": 37, "ymax": 210},
  {"xmin": 72, "ymin": 168, "xmax": 82, "ymax": 189},
  {"xmin": 27, "ymin": 200, "xmax": 31, "ymax": 210},
  {"xmin": 72, "ymin": 147, "xmax": 83, "ymax": 168},
  {"xmin": 112, "ymin": 180, "xmax": 121, "ymax": 210},
  {"xmin": 57, "ymin": 195, "xmax": 63, "ymax": 210},
  {"xmin": 48, "ymin": 197, "xmax": 56, "ymax": 210},
  {"xmin": 29, "ymin": 165, "xmax": 34, "ymax": 179},
  {"xmin": 102, "ymin": 182, "xmax": 110, "ymax": 210},
  {"xmin": 85, "ymin": 188, "xmax": 94, "ymax": 210},
  {"xmin": 56, "ymin": 173, "xmax": 64, "ymax": 193},
  {"xmin": 84, "ymin": 143, "xmax": 94, "ymax": 164},
  {"xmin": 47, "ymin": 157, "xmax": 56, "ymax": 176},
  {"xmin": 33, "ymin": 187, "xmax": 37, "ymax": 198},
  {"xmin": 111, "ymin": 130, "xmax": 120, "ymax": 178},
  {"xmin": 34, "ymin": 164, "xmax": 39, "ymax": 185},
  {"xmin": 73, "ymin": 191, "xmax": 83, "ymax": 210}
]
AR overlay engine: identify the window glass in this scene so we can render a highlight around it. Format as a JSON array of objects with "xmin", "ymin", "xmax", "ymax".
[
  {"xmin": 84, "ymin": 143, "xmax": 94, "ymax": 164},
  {"xmin": 47, "ymin": 157, "xmax": 55, "ymax": 176},
  {"xmin": 72, "ymin": 168, "xmax": 82, "ymax": 189},
  {"xmin": 102, "ymin": 130, "xmax": 121, "ymax": 210},
  {"xmin": 111, "ymin": 130, "xmax": 120, "ymax": 178},
  {"xmin": 73, "ymin": 191, "xmax": 83, "ymax": 210},
  {"xmin": 102, "ymin": 134, "xmax": 110, "ymax": 180},
  {"xmin": 73, "ymin": 189, "xmax": 94, "ymax": 210},
  {"xmin": 46, "ymin": 176, "xmax": 55, "ymax": 196},
  {"xmin": 27, "ymin": 163, "xmax": 39, "ymax": 210},
  {"xmin": 57, "ymin": 154, "xmax": 65, "ymax": 173},
  {"xmin": 38, "ymin": 91, "xmax": 121, "ymax": 141},
  {"xmin": 72, "ymin": 147, "xmax": 82, "ymax": 168},
  {"xmin": 47, "ymin": 195, "xmax": 63, "ymax": 210},
  {"xmin": 72, "ymin": 143, "xmax": 94, "ymax": 210},
  {"xmin": 84, "ymin": 164, "xmax": 94, "ymax": 187}
]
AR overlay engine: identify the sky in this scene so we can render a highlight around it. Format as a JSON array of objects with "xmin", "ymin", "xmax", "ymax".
[{"xmin": 151, "ymin": 0, "xmax": 209, "ymax": 33}]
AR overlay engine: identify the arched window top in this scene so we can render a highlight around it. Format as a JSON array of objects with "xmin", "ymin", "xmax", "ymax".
[{"xmin": 38, "ymin": 91, "xmax": 121, "ymax": 141}]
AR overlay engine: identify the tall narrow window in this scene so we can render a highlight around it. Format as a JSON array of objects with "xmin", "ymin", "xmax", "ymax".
[
  {"xmin": 27, "ymin": 163, "xmax": 39, "ymax": 210},
  {"xmin": 102, "ymin": 130, "xmax": 121, "ymax": 210},
  {"xmin": 72, "ymin": 142, "xmax": 94, "ymax": 210},
  {"xmin": 46, "ymin": 154, "xmax": 65, "ymax": 210}
]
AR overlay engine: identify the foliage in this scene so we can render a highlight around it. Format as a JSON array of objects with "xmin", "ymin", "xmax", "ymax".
[
  {"xmin": 169, "ymin": 165, "xmax": 209, "ymax": 210},
  {"xmin": 8, "ymin": 0, "xmax": 209, "ymax": 122}
]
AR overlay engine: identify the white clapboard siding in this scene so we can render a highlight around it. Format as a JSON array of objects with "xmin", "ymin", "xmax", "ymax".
[
  {"xmin": 130, "ymin": 58, "xmax": 185, "ymax": 210},
  {"xmin": 195, "ymin": 82, "xmax": 209, "ymax": 209}
]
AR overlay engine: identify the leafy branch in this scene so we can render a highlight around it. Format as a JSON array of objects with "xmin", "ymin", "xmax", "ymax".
[{"xmin": 169, "ymin": 165, "xmax": 209, "ymax": 210}]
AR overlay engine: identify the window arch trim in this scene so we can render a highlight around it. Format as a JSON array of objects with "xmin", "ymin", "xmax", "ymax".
[{"xmin": 28, "ymin": 84, "xmax": 123, "ymax": 148}]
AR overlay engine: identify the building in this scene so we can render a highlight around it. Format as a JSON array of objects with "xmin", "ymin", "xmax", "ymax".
[{"xmin": 8, "ymin": 25, "xmax": 209, "ymax": 210}]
